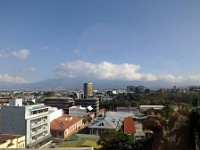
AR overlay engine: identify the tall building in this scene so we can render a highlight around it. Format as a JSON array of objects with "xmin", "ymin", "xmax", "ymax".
[
  {"xmin": 84, "ymin": 83, "xmax": 93, "ymax": 98},
  {"xmin": 0, "ymin": 98, "xmax": 51, "ymax": 148}
]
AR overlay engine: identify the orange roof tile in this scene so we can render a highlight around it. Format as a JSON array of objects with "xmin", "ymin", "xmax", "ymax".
[
  {"xmin": 124, "ymin": 116, "xmax": 136, "ymax": 134},
  {"xmin": 0, "ymin": 100, "xmax": 8, "ymax": 103},
  {"xmin": 50, "ymin": 114, "xmax": 82, "ymax": 131},
  {"xmin": 99, "ymin": 108, "xmax": 106, "ymax": 113}
]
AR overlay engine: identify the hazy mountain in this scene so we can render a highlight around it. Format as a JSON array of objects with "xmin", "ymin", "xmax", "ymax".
[{"xmin": 0, "ymin": 78, "xmax": 187, "ymax": 90}]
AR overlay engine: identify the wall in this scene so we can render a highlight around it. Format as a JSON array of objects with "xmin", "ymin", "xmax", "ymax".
[
  {"xmin": 0, "ymin": 106, "xmax": 26, "ymax": 135},
  {"xmin": 49, "ymin": 108, "xmax": 63, "ymax": 122}
]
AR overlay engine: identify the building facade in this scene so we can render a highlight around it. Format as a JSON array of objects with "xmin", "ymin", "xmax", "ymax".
[
  {"xmin": 44, "ymin": 97, "xmax": 74, "ymax": 114},
  {"xmin": 69, "ymin": 105, "xmax": 87, "ymax": 117},
  {"xmin": 84, "ymin": 83, "xmax": 93, "ymax": 98},
  {"xmin": 0, "ymin": 100, "xmax": 51, "ymax": 148},
  {"xmin": 74, "ymin": 98, "xmax": 99, "ymax": 115}
]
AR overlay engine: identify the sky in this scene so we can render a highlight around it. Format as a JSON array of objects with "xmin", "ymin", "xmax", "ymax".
[{"xmin": 0, "ymin": 0, "xmax": 200, "ymax": 87}]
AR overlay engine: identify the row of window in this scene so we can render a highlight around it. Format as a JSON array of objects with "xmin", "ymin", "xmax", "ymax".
[
  {"xmin": 32, "ymin": 130, "xmax": 48, "ymax": 141},
  {"xmin": 31, "ymin": 108, "xmax": 48, "ymax": 115}
]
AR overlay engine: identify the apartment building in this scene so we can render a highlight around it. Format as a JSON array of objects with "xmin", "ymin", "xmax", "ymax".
[{"xmin": 0, "ymin": 98, "xmax": 51, "ymax": 148}]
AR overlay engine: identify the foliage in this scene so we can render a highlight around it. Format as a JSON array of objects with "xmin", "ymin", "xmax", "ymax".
[
  {"xmin": 43, "ymin": 91, "xmax": 55, "ymax": 97},
  {"xmin": 97, "ymin": 131, "xmax": 143, "ymax": 150}
]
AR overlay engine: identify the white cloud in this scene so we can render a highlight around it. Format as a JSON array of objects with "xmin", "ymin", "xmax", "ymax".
[
  {"xmin": 11, "ymin": 49, "xmax": 30, "ymax": 59},
  {"xmin": 0, "ymin": 74, "xmax": 28, "ymax": 83},
  {"xmin": 53, "ymin": 60, "xmax": 157, "ymax": 81},
  {"xmin": 52, "ymin": 60, "xmax": 200, "ymax": 85},
  {"xmin": 160, "ymin": 74, "xmax": 176, "ymax": 82},
  {"xmin": 23, "ymin": 67, "xmax": 36, "ymax": 72}
]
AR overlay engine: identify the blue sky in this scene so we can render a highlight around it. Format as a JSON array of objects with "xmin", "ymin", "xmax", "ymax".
[{"xmin": 0, "ymin": 0, "xmax": 200, "ymax": 86}]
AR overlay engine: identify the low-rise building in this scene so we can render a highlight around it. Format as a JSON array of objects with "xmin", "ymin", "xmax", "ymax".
[
  {"xmin": 69, "ymin": 106, "xmax": 87, "ymax": 117},
  {"xmin": 50, "ymin": 115, "xmax": 83, "ymax": 139},
  {"xmin": 88, "ymin": 111, "xmax": 134, "ymax": 135},
  {"xmin": 0, "ymin": 134, "xmax": 25, "ymax": 148},
  {"xmin": 74, "ymin": 98, "xmax": 99, "ymax": 115}
]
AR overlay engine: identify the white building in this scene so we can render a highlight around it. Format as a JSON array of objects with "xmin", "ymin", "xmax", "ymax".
[
  {"xmin": 0, "ymin": 98, "xmax": 51, "ymax": 148},
  {"xmin": 48, "ymin": 107, "xmax": 63, "ymax": 122},
  {"xmin": 139, "ymin": 105, "xmax": 164, "ymax": 111},
  {"xmin": 69, "ymin": 105, "xmax": 87, "ymax": 117}
]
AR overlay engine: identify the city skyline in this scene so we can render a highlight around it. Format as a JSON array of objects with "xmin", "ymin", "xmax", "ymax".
[{"xmin": 1, "ymin": 0, "xmax": 200, "ymax": 87}]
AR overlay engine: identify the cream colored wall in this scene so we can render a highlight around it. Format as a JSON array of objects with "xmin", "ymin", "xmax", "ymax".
[{"xmin": 0, "ymin": 135, "xmax": 25, "ymax": 148}]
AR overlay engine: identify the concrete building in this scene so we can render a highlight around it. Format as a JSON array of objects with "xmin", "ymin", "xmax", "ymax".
[
  {"xmin": 44, "ymin": 97, "xmax": 74, "ymax": 114},
  {"xmin": 69, "ymin": 105, "xmax": 87, "ymax": 117},
  {"xmin": 0, "ymin": 134, "xmax": 25, "ymax": 148},
  {"xmin": 74, "ymin": 98, "xmax": 99, "ymax": 115},
  {"xmin": 48, "ymin": 107, "xmax": 64, "ymax": 122},
  {"xmin": 0, "ymin": 99, "xmax": 51, "ymax": 148},
  {"xmin": 9, "ymin": 98, "xmax": 22, "ymax": 106},
  {"xmin": 84, "ymin": 83, "xmax": 93, "ymax": 98}
]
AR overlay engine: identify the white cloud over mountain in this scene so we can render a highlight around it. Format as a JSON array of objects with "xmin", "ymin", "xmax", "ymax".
[
  {"xmin": 52, "ymin": 61, "xmax": 200, "ymax": 85},
  {"xmin": 0, "ymin": 74, "xmax": 28, "ymax": 83},
  {"xmin": 53, "ymin": 61, "xmax": 157, "ymax": 81},
  {"xmin": 11, "ymin": 49, "xmax": 30, "ymax": 59}
]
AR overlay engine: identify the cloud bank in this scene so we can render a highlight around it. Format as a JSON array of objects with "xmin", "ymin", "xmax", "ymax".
[
  {"xmin": 52, "ymin": 61, "xmax": 200, "ymax": 85},
  {"xmin": 0, "ymin": 74, "xmax": 28, "ymax": 83},
  {"xmin": 53, "ymin": 60, "xmax": 157, "ymax": 81}
]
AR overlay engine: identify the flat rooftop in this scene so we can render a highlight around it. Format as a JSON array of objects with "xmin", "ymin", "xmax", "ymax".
[{"xmin": 45, "ymin": 97, "xmax": 73, "ymax": 100}]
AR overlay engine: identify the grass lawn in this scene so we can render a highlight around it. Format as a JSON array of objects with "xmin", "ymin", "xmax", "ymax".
[
  {"xmin": 59, "ymin": 140, "xmax": 102, "ymax": 149},
  {"xmin": 65, "ymin": 134, "xmax": 100, "ymax": 142}
]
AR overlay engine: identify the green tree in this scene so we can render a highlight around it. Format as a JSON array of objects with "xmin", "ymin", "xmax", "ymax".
[{"xmin": 98, "ymin": 131, "xmax": 143, "ymax": 150}]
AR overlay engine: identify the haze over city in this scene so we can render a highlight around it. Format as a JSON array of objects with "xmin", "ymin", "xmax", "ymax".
[{"xmin": 0, "ymin": 0, "xmax": 200, "ymax": 88}]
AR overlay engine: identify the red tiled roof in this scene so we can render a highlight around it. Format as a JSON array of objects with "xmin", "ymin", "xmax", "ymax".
[
  {"xmin": 0, "ymin": 100, "xmax": 8, "ymax": 103},
  {"xmin": 99, "ymin": 108, "xmax": 106, "ymax": 113},
  {"xmin": 124, "ymin": 116, "xmax": 136, "ymax": 134},
  {"xmin": 50, "ymin": 114, "xmax": 82, "ymax": 131}
]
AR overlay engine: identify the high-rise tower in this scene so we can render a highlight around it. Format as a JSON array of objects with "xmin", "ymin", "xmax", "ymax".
[{"xmin": 83, "ymin": 82, "xmax": 93, "ymax": 98}]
